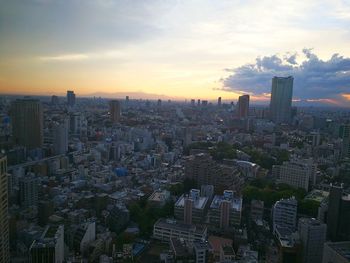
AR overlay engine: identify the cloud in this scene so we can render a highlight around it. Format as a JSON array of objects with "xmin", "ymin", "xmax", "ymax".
[
  {"xmin": 39, "ymin": 54, "xmax": 89, "ymax": 61},
  {"xmin": 38, "ymin": 50, "xmax": 127, "ymax": 62},
  {"xmin": 222, "ymin": 49, "xmax": 350, "ymax": 103}
]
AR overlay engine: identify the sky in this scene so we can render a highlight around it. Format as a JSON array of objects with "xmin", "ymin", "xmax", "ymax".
[{"xmin": 1, "ymin": 0, "xmax": 350, "ymax": 106}]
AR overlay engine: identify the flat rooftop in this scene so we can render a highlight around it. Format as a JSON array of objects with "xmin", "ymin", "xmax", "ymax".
[
  {"xmin": 305, "ymin": 190, "xmax": 329, "ymax": 203},
  {"xmin": 175, "ymin": 195, "xmax": 208, "ymax": 210},
  {"xmin": 155, "ymin": 218, "xmax": 206, "ymax": 235},
  {"xmin": 210, "ymin": 195, "xmax": 242, "ymax": 211},
  {"xmin": 326, "ymin": 241, "xmax": 350, "ymax": 261},
  {"xmin": 149, "ymin": 190, "xmax": 169, "ymax": 202}
]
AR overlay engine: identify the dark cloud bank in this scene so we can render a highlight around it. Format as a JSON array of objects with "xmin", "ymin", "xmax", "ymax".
[{"xmin": 222, "ymin": 49, "xmax": 350, "ymax": 104}]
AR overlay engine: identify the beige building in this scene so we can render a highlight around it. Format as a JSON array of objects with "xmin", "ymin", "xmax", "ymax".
[{"xmin": 273, "ymin": 159, "xmax": 316, "ymax": 191}]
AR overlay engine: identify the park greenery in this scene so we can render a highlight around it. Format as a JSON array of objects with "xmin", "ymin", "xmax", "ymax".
[
  {"xmin": 128, "ymin": 197, "xmax": 174, "ymax": 238},
  {"xmin": 184, "ymin": 141, "xmax": 290, "ymax": 169},
  {"xmin": 243, "ymin": 178, "xmax": 320, "ymax": 217}
]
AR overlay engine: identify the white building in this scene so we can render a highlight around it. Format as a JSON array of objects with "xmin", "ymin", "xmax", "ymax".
[
  {"xmin": 272, "ymin": 197, "xmax": 297, "ymax": 233},
  {"xmin": 274, "ymin": 159, "xmax": 316, "ymax": 191}
]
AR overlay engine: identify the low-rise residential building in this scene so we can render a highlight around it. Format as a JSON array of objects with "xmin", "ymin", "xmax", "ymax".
[{"xmin": 153, "ymin": 218, "xmax": 207, "ymax": 243}]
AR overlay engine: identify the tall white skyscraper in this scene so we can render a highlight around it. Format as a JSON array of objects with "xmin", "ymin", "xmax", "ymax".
[{"xmin": 269, "ymin": 76, "xmax": 293, "ymax": 124}]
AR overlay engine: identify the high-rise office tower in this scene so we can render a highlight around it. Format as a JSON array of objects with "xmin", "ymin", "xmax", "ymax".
[
  {"xmin": 237, "ymin": 95, "xmax": 249, "ymax": 118},
  {"xmin": 190, "ymin": 99, "xmax": 195, "ymax": 107},
  {"xmin": 340, "ymin": 124, "xmax": 350, "ymax": 158},
  {"xmin": 327, "ymin": 184, "xmax": 350, "ymax": 241},
  {"xmin": 19, "ymin": 173, "xmax": 39, "ymax": 208},
  {"xmin": 52, "ymin": 118, "xmax": 68, "ymax": 155},
  {"xmin": 269, "ymin": 76, "xmax": 293, "ymax": 124},
  {"xmin": 67, "ymin": 90, "xmax": 76, "ymax": 106},
  {"xmin": 298, "ymin": 218, "xmax": 327, "ymax": 263},
  {"xmin": 218, "ymin": 97, "xmax": 222, "ymax": 107},
  {"xmin": 109, "ymin": 100, "xmax": 121, "ymax": 123},
  {"xmin": 11, "ymin": 98, "xmax": 43, "ymax": 149},
  {"xmin": 30, "ymin": 225, "xmax": 65, "ymax": 263},
  {"xmin": 53, "ymin": 119, "xmax": 69, "ymax": 155},
  {"xmin": 0, "ymin": 156, "xmax": 9, "ymax": 263}
]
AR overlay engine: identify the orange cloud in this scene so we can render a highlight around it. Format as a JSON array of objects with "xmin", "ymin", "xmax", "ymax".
[{"xmin": 342, "ymin": 93, "xmax": 350, "ymax": 100}]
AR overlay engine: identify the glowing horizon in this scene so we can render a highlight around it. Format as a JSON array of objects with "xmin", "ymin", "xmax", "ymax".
[{"xmin": 1, "ymin": 0, "xmax": 350, "ymax": 106}]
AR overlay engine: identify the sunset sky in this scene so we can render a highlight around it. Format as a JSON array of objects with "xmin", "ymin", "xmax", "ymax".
[{"xmin": 1, "ymin": 0, "xmax": 350, "ymax": 105}]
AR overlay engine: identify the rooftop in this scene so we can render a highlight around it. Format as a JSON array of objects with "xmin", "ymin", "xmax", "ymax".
[
  {"xmin": 210, "ymin": 195, "xmax": 242, "ymax": 211},
  {"xmin": 155, "ymin": 218, "xmax": 207, "ymax": 235},
  {"xmin": 175, "ymin": 194, "xmax": 208, "ymax": 210},
  {"xmin": 326, "ymin": 241, "xmax": 350, "ymax": 261}
]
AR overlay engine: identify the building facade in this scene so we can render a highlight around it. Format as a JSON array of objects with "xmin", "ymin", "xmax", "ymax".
[
  {"xmin": 322, "ymin": 241, "xmax": 350, "ymax": 263},
  {"xmin": 109, "ymin": 100, "xmax": 121, "ymax": 123},
  {"xmin": 67, "ymin": 90, "xmax": 76, "ymax": 106},
  {"xmin": 208, "ymin": 190, "xmax": 242, "ymax": 229},
  {"xmin": 0, "ymin": 156, "xmax": 9, "ymax": 263},
  {"xmin": 269, "ymin": 76, "xmax": 293, "ymax": 124},
  {"xmin": 237, "ymin": 95, "xmax": 249, "ymax": 119},
  {"xmin": 11, "ymin": 98, "xmax": 43, "ymax": 149},
  {"xmin": 298, "ymin": 218, "xmax": 327, "ymax": 263},
  {"xmin": 153, "ymin": 218, "xmax": 207, "ymax": 243},
  {"xmin": 272, "ymin": 197, "xmax": 297, "ymax": 233}
]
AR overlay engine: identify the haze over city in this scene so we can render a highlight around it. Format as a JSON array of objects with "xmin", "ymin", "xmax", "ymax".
[
  {"xmin": 1, "ymin": 1, "xmax": 350, "ymax": 263},
  {"xmin": 1, "ymin": 0, "xmax": 350, "ymax": 106}
]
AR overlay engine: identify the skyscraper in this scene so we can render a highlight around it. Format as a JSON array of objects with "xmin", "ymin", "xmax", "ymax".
[
  {"xmin": 340, "ymin": 124, "xmax": 350, "ymax": 158},
  {"xmin": 269, "ymin": 76, "xmax": 293, "ymax": 124},
  {"xmin": 0, "ymin": 155, "xmax": 9, "ymax": 263},
  {"xmin": 298, "ymin": 218, "xmax": 327, "ymax": 263},
  {"xmin": 218, "ymin": 97, "xmax": 222, "ymax": 107},
  {"xmin": 30, "ymin": 225, "xmax": 65, "ymax": 263},
  {"xmin": 237, "ymin": 95, "xmax": 249, "ymax": 118},
  {"xmin": 67, "ymin": 90, "xmax": 76, "ymax": 106},
  {"xmin": 327, "ymin": 184, "xmax": 350, "ymax": 241},
  {"xmin": 11, "ymin": 98, "xmax": 43, "ymax": 149},
  {"xmin": 109, "ymin": 100, "xmax": 121, "ymax": 123},
  {"xmin": 53, "ymin": 118, "xmax": 69, "ymax": 155},
  {"xmin": 19, "ymin": 173, "xmax": 39, "ymax": 208}
]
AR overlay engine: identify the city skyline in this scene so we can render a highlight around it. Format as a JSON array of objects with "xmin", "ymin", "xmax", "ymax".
[{"xmin": 1, "ymin": 1, "xmax": 350, "ymax": 107}]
